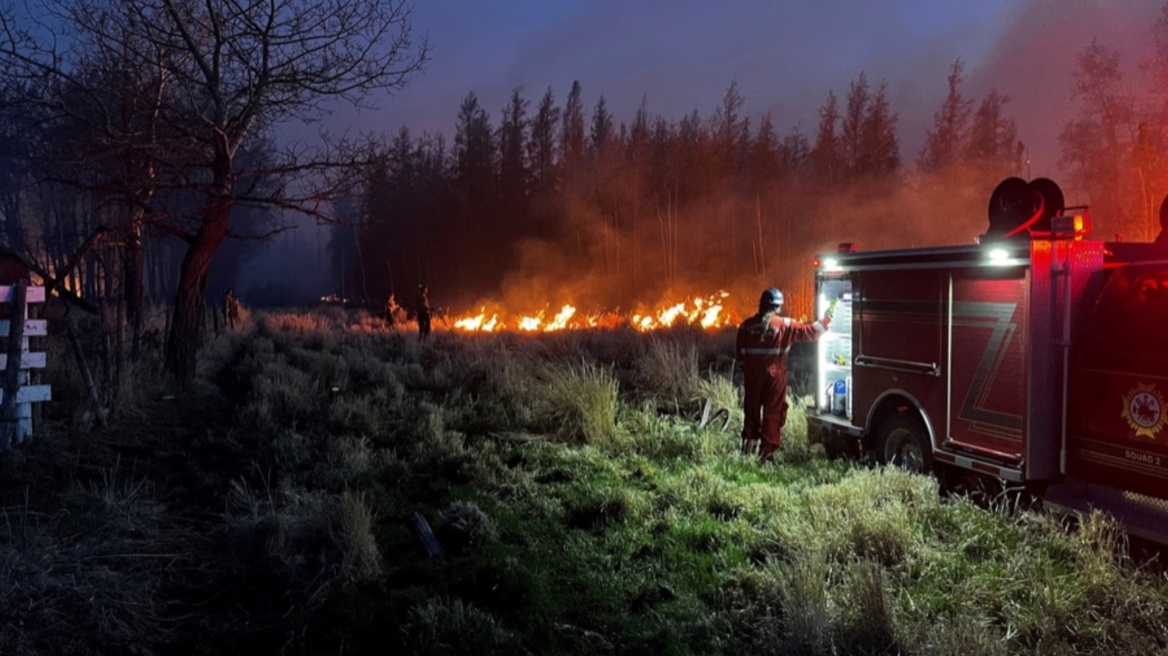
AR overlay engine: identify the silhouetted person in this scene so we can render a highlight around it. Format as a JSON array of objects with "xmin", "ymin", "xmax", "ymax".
[
  {"xmin": 224, "ymin": 289, "xmax": 240, "ymax": 330},
  {"xmin": 415, "ymin": 284, "xmax": 431, "ymax": 338}
]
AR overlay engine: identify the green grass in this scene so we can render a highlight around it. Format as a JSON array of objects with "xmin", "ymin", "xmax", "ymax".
[{"xmin": 7, "ymin": 308, "xmax": 1168, "ymax": 655}]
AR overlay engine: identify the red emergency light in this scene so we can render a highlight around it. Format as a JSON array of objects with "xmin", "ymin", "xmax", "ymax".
[{"xmin": 1051, "ymin": 208, "xmax": 1090, "ymax": 240}]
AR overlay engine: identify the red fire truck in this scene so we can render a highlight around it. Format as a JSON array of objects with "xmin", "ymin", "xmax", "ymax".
[{"xmin": 808, "ymin": 177, "xmax": 1168, "ymax": 540}]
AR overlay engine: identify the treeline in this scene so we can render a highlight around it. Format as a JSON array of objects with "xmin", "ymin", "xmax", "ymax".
[
  {"xmin": 341, "ymin": 9, "xmax": 1168, "ymax": 313},
  {"xmin": 337, "ymin": 63, "xmax": 1024, "ymax": 312},
  {"xmin": 4, "ymin": 2, "xmax": 1168, "ymax": 334}
]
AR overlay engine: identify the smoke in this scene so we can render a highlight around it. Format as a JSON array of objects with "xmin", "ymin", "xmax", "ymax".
[
  {"xmin": 258, "ymin": 0, "xmax": 1168, "ymax": 315},
  {"xmin": 967, "ymin": 0, "xmax": 1162, "ymax": 175},
  {"xmin": 476, "ymin": 0, "xmax": 1168, "ymax": 317},
  {"xmin": 474, "ymin": 165, "xmax": 993, "ymax": 321}
]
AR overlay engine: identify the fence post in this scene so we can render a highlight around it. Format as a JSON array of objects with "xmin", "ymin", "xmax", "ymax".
[{"xmin": 1, "ymin": 281, "xmax": 26, "ymax": 449}]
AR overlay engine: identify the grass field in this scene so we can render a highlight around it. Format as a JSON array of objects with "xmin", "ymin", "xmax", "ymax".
[{"xmin": 2, "ymin": 309, "xmax": 1168, "ymax": 655}]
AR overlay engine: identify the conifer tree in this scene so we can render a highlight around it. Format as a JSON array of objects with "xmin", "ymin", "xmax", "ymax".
[{"xmin": 918, "ymin": 59, "xmax": 972, "ymax": 173}]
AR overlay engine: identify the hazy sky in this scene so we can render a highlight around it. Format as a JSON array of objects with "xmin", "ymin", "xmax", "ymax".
[
  {"xmin": 334, "ymin": 0, "xmax": 1162, "ymax": 175},
  {"xmin": 264, "ymin": 0, "xmax": 1168, "ymax": 299}
]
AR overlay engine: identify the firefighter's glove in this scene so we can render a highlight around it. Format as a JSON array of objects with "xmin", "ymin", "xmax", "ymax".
[{"xmin": 820, "ymin": 315, "xmax": 832, "ymax": 331}]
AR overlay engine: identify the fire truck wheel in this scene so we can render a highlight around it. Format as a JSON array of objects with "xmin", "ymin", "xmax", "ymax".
[{"xmin": 876, "ymin": 413, "xmax": 934, "ymax": 474}]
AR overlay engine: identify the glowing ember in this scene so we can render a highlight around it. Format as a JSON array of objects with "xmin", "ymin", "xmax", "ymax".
[{"xmin": 450, "ymin": 292, "xmax": 734, "ymax": 332}]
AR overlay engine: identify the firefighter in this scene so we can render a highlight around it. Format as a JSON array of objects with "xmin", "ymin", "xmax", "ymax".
[
  {"xmin": 385, "ymin": 293, "xmax": 399, "ymax": 327},
  {"xmin": 415, "ymin": 284, "xmax": 431, "ymax": 338},
  {"xmin": 736, "ymin": 288, "xmax": 831, "ymax": 463}
]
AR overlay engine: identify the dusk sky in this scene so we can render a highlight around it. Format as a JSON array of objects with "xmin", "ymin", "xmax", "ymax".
[
  {"xmin": 333, "ymin": 0, "xmax": 1162, "ymax": 175},
  {"xmin": 270, "ymin": 0, "xmax": 1166, "ymax": 296}
]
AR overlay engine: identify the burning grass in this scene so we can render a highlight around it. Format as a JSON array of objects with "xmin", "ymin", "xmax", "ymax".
[
  {"xmin": 4, "ymin": 307, "xmax": 1168, "ymax": 654},
  {"xmin": 449, "ymin": 290, "xmax": 738, "ymax": 333}
]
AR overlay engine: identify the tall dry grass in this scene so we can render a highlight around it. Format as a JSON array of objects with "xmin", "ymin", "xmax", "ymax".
[
  {"xmin": 534, "ymin": 361, "xmax": 620, "ymax": 446},
  {"xmin": 14, "ymin": 307, "xmax": 1168, "ymax": 655}
]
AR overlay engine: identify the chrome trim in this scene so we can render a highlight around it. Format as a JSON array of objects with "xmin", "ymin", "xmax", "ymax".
[{"xmin": 855, "ymin": 355, "xmax": 940, "ymax": 375}]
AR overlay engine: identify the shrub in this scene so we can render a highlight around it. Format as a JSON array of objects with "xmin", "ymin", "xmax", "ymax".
[
  {"xmin": 402, "ymin": 598, "xmax": 513, "ymax": 655},
  {"xmin": 772, "ymin": 550, "xmax": 832, "ymax": 654},
  {"xmin": 906, "ymin": 612, "xmax": 1008, "ymax": 656},
  {"xmin": 238, "ymin": 355, "xmax": 321, "ymax": 431},
  {"xmin": 612, "ymin": 401, "xmax": 706, "ymax": 461},
  {"xmin": 535, "ymin": 361, "xmax": 619, "ymax": 446},
  {"xmin": 636, "ymin": 336, "xmax": 701, "ymax": 407},
  {"xmin": 307, "ymin": 436, "xmax": 376, "ymax": 490},
  {"xmin": 224, "ymin": 480, "xmax": 381, "ymax": 607},
  {"xmin": 775, "ymin": 396, "xmax": 826, "ymax": 464},
  {"xmin": 802, "ymin": 468, "xmax": 936, "ymax": 566},
  {"xmin": 328, "ymin": 385, "xmax": 404, "ymax": 440},
  {"xmin": 834, "ymin": 559, "xmax": 898, "ymax": 653},
  {"xmin": 564, "ymin": 486, "xmax": 633, "ymax": 532},
  {"xmin": 437, "ymin": 500, "xmax": 499, "ymax": 552},
  {"xmin": 333, "ymin": 490, "xmax": 382, "ymax": 582}
]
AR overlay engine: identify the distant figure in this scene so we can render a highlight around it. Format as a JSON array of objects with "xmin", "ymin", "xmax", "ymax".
[
  {"xmin": 224, "ymin": 289, "xmax": 240, "ymax": 330},
  {"xmin": 735, "ymin": 288, "xmax": 831, "ymax": 463},
  {"xmin": 415, "ymin": 284, "xmax": 431, "ymax": 338},
  {"xmin": 385, "ymin": 293, "xmax": 400, "ymax": 327}
]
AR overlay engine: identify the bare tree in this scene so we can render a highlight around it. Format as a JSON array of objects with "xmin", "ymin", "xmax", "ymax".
[{"xmin": 0, "ymin": 0, "xmax": 427, "ymax": 379}]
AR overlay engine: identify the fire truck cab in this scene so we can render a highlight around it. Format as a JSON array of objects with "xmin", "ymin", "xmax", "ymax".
[{"xmin": 808, "ymin": 177, "xmax": 1168, "ymax": 540}]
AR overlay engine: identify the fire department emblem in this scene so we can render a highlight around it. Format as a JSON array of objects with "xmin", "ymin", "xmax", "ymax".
[{"xmin": 1122, "ymin": 383, "xmax": 1167, "ymax": 439}]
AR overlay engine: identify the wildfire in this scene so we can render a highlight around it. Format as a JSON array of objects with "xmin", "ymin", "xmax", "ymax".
[{"xmin": 450, "ymin": 291, "xmax": 735, "ymax": 333}]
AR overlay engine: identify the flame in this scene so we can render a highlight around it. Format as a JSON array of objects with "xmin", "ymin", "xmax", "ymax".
[
  {"xmin": 450, "ymin": 292, "xmax": 734, "ymax": 332},
  {"xmin": 453, "ymin": 308, "xmax": 500, "ymax": 332}
]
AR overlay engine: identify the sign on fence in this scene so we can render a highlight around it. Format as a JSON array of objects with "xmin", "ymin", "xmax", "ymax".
[{"xmin": 1, "ymin": 284, "xmax": 50, "ymax": 446}]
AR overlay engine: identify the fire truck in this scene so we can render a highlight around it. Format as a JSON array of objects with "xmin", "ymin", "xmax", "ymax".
[{"xmin": 808, "ymin": 177, "xmax": 1168, "ymax": 540}]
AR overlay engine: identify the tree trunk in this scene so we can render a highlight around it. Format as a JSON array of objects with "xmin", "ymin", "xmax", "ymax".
[
  {"xmin": 164, "ymin": 203, "xmax": 230, "ymax": 381},
  {"xmin": 125, "ymin": 211, "xmax": 144, "ymax": 360}
]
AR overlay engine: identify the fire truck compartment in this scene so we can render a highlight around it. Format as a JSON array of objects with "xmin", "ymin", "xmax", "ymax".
[{"xmin": 817, "ymin": 275, "xmax": 853, "ymax": 420}]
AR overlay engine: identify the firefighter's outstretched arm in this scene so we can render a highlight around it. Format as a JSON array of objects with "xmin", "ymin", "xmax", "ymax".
[{"xmin": 788, "ymin": 315, "xmax": 831, "ymax": 343}]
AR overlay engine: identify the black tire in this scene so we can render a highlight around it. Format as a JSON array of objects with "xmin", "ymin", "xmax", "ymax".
[{"xmin": 876, "ymin": 412, "xmax": 934, "ymax": 474}]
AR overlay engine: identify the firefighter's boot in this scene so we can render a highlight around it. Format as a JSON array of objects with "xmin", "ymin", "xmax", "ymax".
[{"xmin": 759, "ymin": 440, "xmax": 779, "ymax": 463}]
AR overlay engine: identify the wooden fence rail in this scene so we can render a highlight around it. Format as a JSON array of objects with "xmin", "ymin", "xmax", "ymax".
[{"xmin": 1, "ymin": 284, "xmax": 50, "ymax": 448}]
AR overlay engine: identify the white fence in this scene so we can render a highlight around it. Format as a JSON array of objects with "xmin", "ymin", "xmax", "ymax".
[{"xmin": 1, "ymin": 284, "xmax": 50, "ymax": 444}]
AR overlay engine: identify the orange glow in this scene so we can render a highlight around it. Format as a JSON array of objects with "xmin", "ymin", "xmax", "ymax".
[
  {"xmin": 453, "ymin": 308, "xmax": 500, "ymax": 332},
  {"xmin": 449, "ymin": 291, "xmax": 735, "ymax": 332}
]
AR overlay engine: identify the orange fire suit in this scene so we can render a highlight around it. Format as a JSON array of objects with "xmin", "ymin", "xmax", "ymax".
[{"xmin": 736, "ymin": 313, "xmax": 829, "ymax": 462}]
